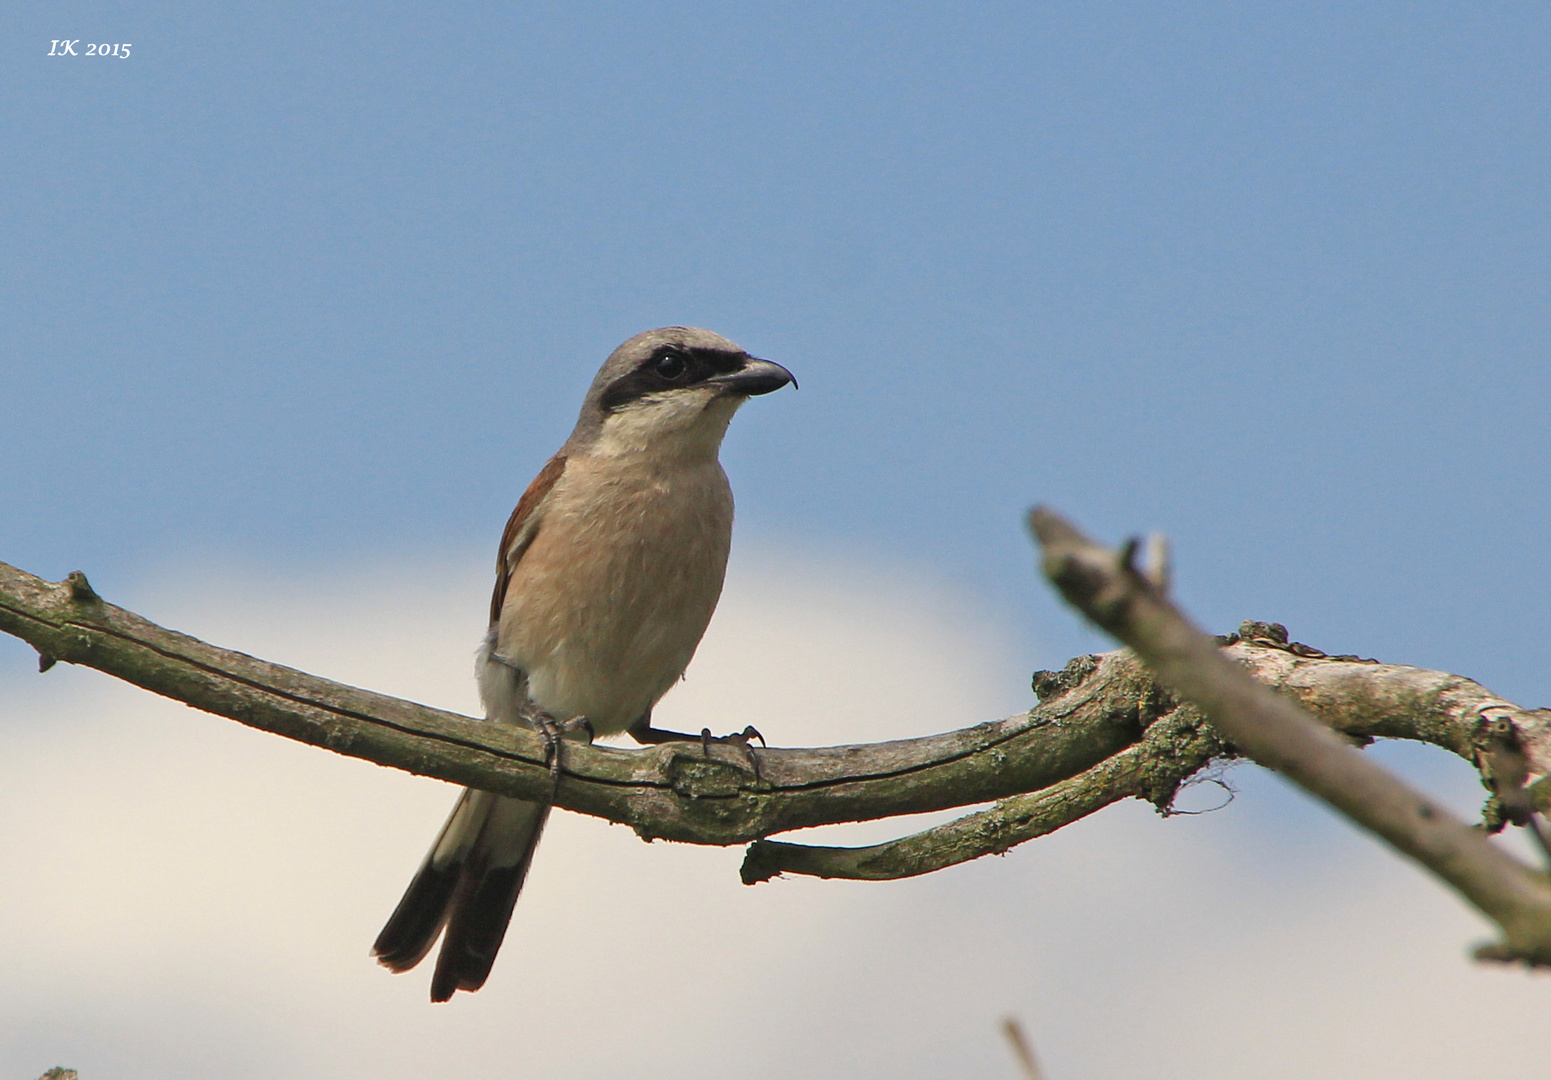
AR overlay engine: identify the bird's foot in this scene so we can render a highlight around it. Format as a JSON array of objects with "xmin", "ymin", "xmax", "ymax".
[
  {"xmin": 699, "ymin": 724, "xmax": 764, "ymax": 752},
  {"xmin": 629, "ymin": 718, "xmax": 766, "ymax": 780},
  {"xmin": 696, "ymin": 725, "xmax": 767, "ymax": 781},
  {"xmin": 530, "ymin": 712, "xmax": 594, "ymax": 792}
]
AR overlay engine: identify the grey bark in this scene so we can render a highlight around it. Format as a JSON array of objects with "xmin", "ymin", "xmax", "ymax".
[
  {"xmin": 1025, "ymin": 508, "xmax": 1551, "ymax": 965},
  {"xmin": 3, "ymin": 536, "xmax": 1549, "ymax": 963}
]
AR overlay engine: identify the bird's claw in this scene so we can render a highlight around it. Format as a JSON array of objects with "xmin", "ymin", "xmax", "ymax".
[
  {"xmin": 699, "ymin": 725, "xmax": 766, "ymax": 780},
  {"xmin": 531, "ymin": 713, "xmax": 594, "ymax": 792}
]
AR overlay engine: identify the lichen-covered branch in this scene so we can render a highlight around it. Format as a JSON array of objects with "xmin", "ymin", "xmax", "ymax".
[
  {"xmin": 1029, "ymin": 507, "xmax": 1551, "ymax": 966},
  {"xmin": 742, "ymin": 704, "xmax": 1225, "ymax": 882},
  {"xmin": 0, "ymin": 560, "xmax": 1143, "ymax": 845},
  {"xmin": 5, "ymin": 551, "xmax": 1551, "ymax": 925},
  {"xmin": 742, "ymin": 622, "xmax": 1551, "ymax": 883}
]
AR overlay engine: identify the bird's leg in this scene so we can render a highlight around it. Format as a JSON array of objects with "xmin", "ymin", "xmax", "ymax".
[
  {"xmin": 529, "ymin": 711, "xmax": 595, "ymax": 800},
  {"xmin": 627, "ymin": 714, "xmax": 765, "ymax": 749},
  {"xmin": 627, "ymin": 712, "xmax": 765, "ymax": 780}
]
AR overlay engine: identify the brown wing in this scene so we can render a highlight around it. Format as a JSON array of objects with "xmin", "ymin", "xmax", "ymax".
[{"xmin": 488, "ymin": 453, "xmax": 567, "ymax": 626}]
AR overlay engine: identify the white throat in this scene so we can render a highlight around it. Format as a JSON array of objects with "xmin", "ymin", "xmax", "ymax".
[{"xmin": 589, "ymin": 389, "xmax": 741, "ymax": 463}]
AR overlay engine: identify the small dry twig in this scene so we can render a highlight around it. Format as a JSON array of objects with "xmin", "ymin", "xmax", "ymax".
[{"xmin": 1001, "ymin": 1017, "xmax": 1046, "ymax": 1080}]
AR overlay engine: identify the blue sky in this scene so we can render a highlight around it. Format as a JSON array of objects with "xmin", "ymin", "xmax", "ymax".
[
  {"xmin": 6, "ymin": 2, "xmax": 1550, "ymax": 696},
  {"xmin": 4, "ymin": 4, "xmax": 1551, "ymax": 1076}
]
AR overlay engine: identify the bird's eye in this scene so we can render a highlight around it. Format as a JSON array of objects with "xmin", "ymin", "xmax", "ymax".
[{"xmin": 653, "ymin": 351, "xmax": 689, "ymax": 380}]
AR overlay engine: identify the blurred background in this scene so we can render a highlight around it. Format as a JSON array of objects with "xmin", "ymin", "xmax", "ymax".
[{"xmin": 3, "ymin": 3, "xmax": 1549, "ymax": 1077}]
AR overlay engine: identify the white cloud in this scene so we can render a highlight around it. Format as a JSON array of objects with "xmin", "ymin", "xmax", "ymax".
[{"xmin": 1, "ymin": 547, "xmax": 1547, "ymax": 1080}]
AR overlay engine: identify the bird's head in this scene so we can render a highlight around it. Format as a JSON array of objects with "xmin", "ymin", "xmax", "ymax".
[{"xmin": 571, "ymin": 327, "xmax": 795, "ymax": 459}]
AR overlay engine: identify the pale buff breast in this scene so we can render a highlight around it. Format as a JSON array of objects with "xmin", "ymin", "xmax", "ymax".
[{"xmin": 494, "ymin": 453, "xmax": 735, "ymax": 733}]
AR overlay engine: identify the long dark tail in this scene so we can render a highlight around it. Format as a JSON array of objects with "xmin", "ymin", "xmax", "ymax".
[{"xmin": 372, "ymin": 789, "xmax": 550, "ymax": 1001}]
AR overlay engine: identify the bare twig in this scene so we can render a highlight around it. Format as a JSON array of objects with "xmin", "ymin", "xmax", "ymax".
[
  {"xmin": 1001, "ymin": 1017, "xmax": 1046, "ymax": 1080},
  {"xmin": 1027, "ymin": 507, "xmax": 1551, "ymax": 966}
]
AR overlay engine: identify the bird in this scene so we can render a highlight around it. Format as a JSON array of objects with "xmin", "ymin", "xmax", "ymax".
[{"xmin": 371, "ymin": 326, "xmax": 794, "ymax": 1001}]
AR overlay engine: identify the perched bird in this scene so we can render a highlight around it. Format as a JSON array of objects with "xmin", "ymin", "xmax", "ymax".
[{"xmin": 371, "ymin": 327, "xmax": 794, "ymax": 1001}]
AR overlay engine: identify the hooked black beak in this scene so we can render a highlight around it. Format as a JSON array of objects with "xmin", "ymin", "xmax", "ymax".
[{"xmin": 711, "ymin": 357, "xmax": 796, "ymax": 397}]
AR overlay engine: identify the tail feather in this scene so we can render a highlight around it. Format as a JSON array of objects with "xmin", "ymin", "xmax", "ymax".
[
  {"xmin": 429, "ymin": 795, "xmax": 550, "ymax": 1001},
  {"xmin": 373, "ymin": 789, "xmax": 549, "ymax": 1000},
  {"xmin": 373, "ymin": 789, "xmax": 484, "ymax": 971},
  {"xmin": 372, "ymin": 857, "xmax": 461, "ymax": 973}
]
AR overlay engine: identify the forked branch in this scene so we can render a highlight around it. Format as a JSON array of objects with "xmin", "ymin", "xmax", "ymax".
[
  {"xmin": 1029, "ymin": 508, "xmax": 1551, "ymax": 965},
  {"xmin": 3, "ymin": 535, "xmax": 1550, "ymax": 965}
]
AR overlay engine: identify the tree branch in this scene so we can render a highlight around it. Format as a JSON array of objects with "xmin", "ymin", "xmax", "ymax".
[
  {"xmin": 1028, "ymin": 507, "xmax": 1551, "ymax": 965},
  {"xmin": 5, "ymin": 543, "xmax": 1550, "ymax": 946},
  {"xmin": 742, "ymin": 696, "xmax": 1225, "ymax": 882},
  {"xmin": 741, "ymin": 624, "xmax": 1551, "ymax": 882},
  {"xmin": 0, "ymin": 559, "xmax": 1141, "ymax": 844}
]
